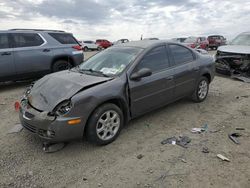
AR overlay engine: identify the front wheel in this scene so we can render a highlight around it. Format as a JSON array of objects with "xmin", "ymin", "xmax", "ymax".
[
  {"xmin": 191, "ymin": 76, "xmax": 209, "ymax": 102},
  {"xmin": 86, "ymin": 103, "xmax": 124, "ymax": 145},
  {"xmin": 52, "ymin": 60, "xmax": 71, "ymax": 72}
]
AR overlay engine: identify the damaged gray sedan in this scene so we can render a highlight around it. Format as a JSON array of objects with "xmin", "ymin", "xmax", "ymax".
[
  {"xmin": 216, "ymin": 32, "xmax": 250, "ymax": 82},
  {"xmin": 19, "ymin": 40, "xmax": 215, "ymax": 145}
]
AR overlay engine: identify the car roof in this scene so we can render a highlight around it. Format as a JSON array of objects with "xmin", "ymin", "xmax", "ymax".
[
  {"xmin": 115, "ymin": 40, "xmax": 176, "ymax": 49},
  {"xmin": 239, "ymin": 31, "xmax": 250, "ymax": 35},
  {"xmin": 0, "ymin": 29, "xmax": 69, "ymax": 34}
]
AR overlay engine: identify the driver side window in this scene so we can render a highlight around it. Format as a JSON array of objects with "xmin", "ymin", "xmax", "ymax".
[{"xmin": 136, "ymin": 46, "xmax": 169, "ymax": 73}]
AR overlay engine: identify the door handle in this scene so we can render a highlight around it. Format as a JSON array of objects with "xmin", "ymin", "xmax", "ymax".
[
  {"xmin": 166, "ymin": 76, "xmax": 174, "ymax": 80},
  {"xmin": 1, "ymin": 52, "xmax": 11, "ymax": 56},
  {"xmin": 43, "ymin": 49, "xmax": 50, "ymax": 52}
]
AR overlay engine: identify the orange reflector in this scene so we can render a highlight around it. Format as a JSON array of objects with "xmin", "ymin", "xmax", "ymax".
[
  {"xmin": 68, "ymin": 119, "xmax": 81, "ymax": 125},
  {"xmin": 14, "ymin": 101, "xmax": 20, "ymax": 111}
]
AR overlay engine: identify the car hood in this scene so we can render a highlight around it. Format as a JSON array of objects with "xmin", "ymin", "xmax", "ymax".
[
  {"xmin": 218, "ymin": 45, "xmax": 250, "ymax": 54},
  {"xmin": 28, "ymin": 70, "xmax": 112, "ymax": 112}
]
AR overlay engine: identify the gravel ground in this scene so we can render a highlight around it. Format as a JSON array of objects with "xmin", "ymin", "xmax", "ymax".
[{"xmin": 0, "ymin": 51, "xmax": 250, "ymax": 188}]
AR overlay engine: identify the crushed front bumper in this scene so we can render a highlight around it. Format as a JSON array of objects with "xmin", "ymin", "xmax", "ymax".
[{"xmin": 19, "ymin": 100, "xmax": 84, "ymax": 143}]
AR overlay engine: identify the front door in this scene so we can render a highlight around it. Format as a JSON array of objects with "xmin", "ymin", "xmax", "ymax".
[
  {"xmin": 128, "ymin": 45, "xmax": 175, "ymax": 117},
  {"xmin": 0, "ymin": 33, "xmax": 15, "ymax": 81}
]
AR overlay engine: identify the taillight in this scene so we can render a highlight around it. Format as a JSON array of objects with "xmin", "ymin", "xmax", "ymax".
[{"xmin": 72, "ymin": 45, "xmax": 82, "ymax": 51}]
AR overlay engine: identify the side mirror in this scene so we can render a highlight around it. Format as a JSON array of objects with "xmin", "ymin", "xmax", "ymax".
[{"xmin": 130, "ymin": 68, "xmax": 152, "ymax": 80}]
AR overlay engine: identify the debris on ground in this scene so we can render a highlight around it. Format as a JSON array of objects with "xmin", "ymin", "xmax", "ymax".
[
  {"xmin": 176, "ymin": 136, "xmax": 191, "ymax": 148},
  {"xmin": 14, "ymin": 101, "xmax": 20, "ymax": 111},
  {"xmin": 231, "ymin": 74, "xmax": 250, "ymax": 83},
  {"xmin": 181, "ymin": 158, "xmax": 187, "ymax": 163},
  {"xmin": 228, "ymin": 133, "xmax": 242, "ymax": 144},
  {"xmin": 210, "ymin": 129, "xmax": 221, "ymax": 133},
  {"xmin": 161, "ymin": 136, "xmax": 177, "ymax": 145},
  {"xmin": 161, "ymin": 136, "xmax": 191, "ymax": 148},
  {"xmin": 217, "ymin": 154, "xmax": 230, "ymax": 162},
  {"xmin": 191, "ymin": 124, "xmax": 208, "ymax": 133},
  {"xmin": 42, "ymin": 142, "xmax": 66, "ymax": 153},
  {"xmin": 236, "ymin": 127, "xmax": 245, "ymax": 130},
  {"xmin": 0, "ymin": 102, "xmax": 6, "ymax": 105},
  {"xmin": 136, "ymin": 154, "xmax": 144, "ymax": 159},
  {"xmin": 202, "ymin": 147, "xmax": 209, "ymax": 153},
  {"xmin": 7, "ymin": 124, "xmax": 23, "ymax": 134}
]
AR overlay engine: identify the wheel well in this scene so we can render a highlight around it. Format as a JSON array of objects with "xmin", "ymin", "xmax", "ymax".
[
  {"xmin": 83, "ymin": 98, "xmax": 129, "ymax": 135},
  {"xmin": 202, "ymin": 73, "xmax": 211, "ymax": 83},
  {"xmin": 51, "ymin": 56, "xmax": 74, "ymax": 70}
]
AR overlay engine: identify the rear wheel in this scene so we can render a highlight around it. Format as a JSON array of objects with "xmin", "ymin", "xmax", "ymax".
[
  {"xmin": 97, "ymin": 46, "xmax": 102, "ymax": 51},
  {"xmin": 83, "ymin": 46, "xmax": 88, "ymax": 51},
  {"xmin": 52, "ymin": 60, "xmax": 71, "ymax": 72},
  {"xmin": 191, "ymin": 76, "xmax": 209, "ymax": 102},
  {"xmin": 86, "ymin": 103, "xmax": 124, "ymax": 145}
]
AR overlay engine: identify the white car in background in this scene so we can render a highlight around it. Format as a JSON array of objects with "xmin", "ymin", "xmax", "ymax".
[{"xmin": 79, "ymin": 40, "xmax": 102, "ymax": 51}]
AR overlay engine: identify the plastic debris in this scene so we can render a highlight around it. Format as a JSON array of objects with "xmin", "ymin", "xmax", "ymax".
[
  {"xmin": 176, "ymin": 136, "xmax": 191, "ymax": 148},
  {"xmin": 236, "ymin": 128, "xmax": 245, "ymax": 130},
  {"xmin": 43, "ymin": 142, "xmax": 66, "ymax": 153},
  {"xmin": 161, "ymin": 136, "xmax": 191, "ymax": 148},
  {"xmin": 228, "ymin": 133, "xmax": 241, "ymax": 144},
  {"xmin": 14, "ymin": 101, "xmax": 20, "ymax": 111},
  {"xmin": 217, "ymin": 154, "xmax": 230, "ymax": 162},
  {"xmin": 202, "ymin": 147, "xmax": 209, "ymax": 153},
  {"xmin": 161, "ymin": 137, "xmax": 177, "ymax": 145},
  {"xmin": 181, "ymin": 158, "xmax": 187, "ymax": 163},
  {"xmin": 7, "ymin": 124, "xmax": 23, "ymax": 134},
  {"xmin": 191, "ymin": 124, "xmax": 208, "ymax": 133},
  {"xmin": 137, "ymin": 154, "xmax": 144, "ymax": 159}
]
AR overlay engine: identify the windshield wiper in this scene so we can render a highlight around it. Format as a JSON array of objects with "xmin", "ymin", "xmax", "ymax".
[{"xmin": 79, "ymin": 68, "xmax": 109, "ymax": 77}]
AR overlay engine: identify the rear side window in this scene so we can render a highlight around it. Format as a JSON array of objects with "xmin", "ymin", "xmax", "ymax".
[
  {"xmin": 137, "ymin": 46, "xmax": 169, "ymax": 73},
  {"xmin": 49, "ymin": 33, "xmax": 78, "ymax": 44},
  {"xmin": 12, "ymin": 33, "xmax": 44, "ymax": 47},
  {"xmin": 169, "ymin": 44, "xmax": 194, "ymax": 65},
  {"xmin": 0, "ymin": 34, "xmax": 9, "ymax": 49}
]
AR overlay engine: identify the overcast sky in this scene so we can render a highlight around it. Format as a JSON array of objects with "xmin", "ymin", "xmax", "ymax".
[{"xmin": 0, "ymin": 0, "xmax": 249, "ymax": 41}]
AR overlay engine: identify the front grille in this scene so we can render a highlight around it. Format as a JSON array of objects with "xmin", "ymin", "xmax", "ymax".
[{"xmin": 22, "ymin": 121, "xmax": 37, "ymax": 133}]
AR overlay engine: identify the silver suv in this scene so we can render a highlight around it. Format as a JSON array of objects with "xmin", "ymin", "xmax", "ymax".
[{"xmin": 0, "ymin": 29, "xmax": 84, "ymax": 82}]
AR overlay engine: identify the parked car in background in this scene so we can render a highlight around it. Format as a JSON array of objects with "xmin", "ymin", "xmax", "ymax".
[
  {"xmin": 183, "ymin": 37, "xmax": 209, "ymax": 50},
  {"xmin": 171, "ymin": 37, "xmax": 187, "ymax": 43},
  {"xmin": 208, "ymin": 35, "xmax": 226, "ymax": 50},
  {"xmin": 0, "ymin": 29, "xmax": 83, "ymax": 82},
  {"xmin": 79, "ymin": 40, "xmax": 102, "ymax": 51},
  {"xmin": 113, "ymin": 39, "xmax": 129, "ymax": 45},
  {"xmin": 143, "ymin": 38, "xmax": 159, "ymax": 40},
  {"xmin": 215, "ymin": 32, "xmax": 250, "ymax": 79},
  {"xmin": 19, "ymin": 40, "xmax": 214, "ymax": 145},
  {"xmin": 96, "ymin": 39, "xmax": 112, "ymax": 49}
]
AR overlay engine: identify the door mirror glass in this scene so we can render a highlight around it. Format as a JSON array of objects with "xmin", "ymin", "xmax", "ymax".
[{"xmin": 130, "ymin": 68, "xmax": 152, "ymax": 80}]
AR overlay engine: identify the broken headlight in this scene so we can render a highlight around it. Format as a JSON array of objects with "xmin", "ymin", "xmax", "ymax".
[
  {"xmin": 53, "ymin": 100, "xmax": 72, "ymax": 116},
  {"xmin": 24, "ymin": 83, "xmax": 34, "ymax": 97}
]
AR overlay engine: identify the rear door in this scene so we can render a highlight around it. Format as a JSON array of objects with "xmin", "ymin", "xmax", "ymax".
[
  {"xmin": 128, "ymin": 45, "xmax": 175, "ymax": 117},
  {"xmin": 0, "ymin": 33, "xmax": 15, "ymax": 80},
  {"xmin": 11, "ymin": 33, "xmax": 53, "ymax": 74},
  {"xmin": 168, "ymin": 44, "xmax": 199, "ymax": 98}
]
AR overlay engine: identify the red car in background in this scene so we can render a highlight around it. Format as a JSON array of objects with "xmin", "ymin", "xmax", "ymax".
[
  {"xmin": 96, "ymin": 39, "xmax": 112, "ymax": 49},
  {"xmin": 207, "ymin": 35, "xmax": 226, "ymax": 50},
  {"xmin": 183, "ymin": 37, "xmax": 209, "ymax": 50}
]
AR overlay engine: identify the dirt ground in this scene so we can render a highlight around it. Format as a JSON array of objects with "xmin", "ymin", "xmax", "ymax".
[{"xmin": 0, "ymin": 51, "xmax": 250, "ymax": 188}]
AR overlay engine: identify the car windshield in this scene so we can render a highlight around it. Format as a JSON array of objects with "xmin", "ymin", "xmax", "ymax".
[
  {"xmin": 231, "ymin": 34, "xmax": 250, "ymax": 46},
  {"xmin": 79, "ymin": 47, "xmax": 142, "ymax": 76},
  {"xmin": 184, "ymin": 37, "xmax": 197, "ymax": 43}
]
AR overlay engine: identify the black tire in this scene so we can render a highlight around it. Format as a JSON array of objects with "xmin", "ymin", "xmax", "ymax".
[
  {"xmin": 97, "ymin": 46, "xmax": 102, "ymax": 51},
  {"xmin": 52, "ymin": 60, "xmax": 71, "ymax": 72},
  {"xmin": 83, "ymin": 46, "xmax": 88, "ymax": 51},
  {"xmin": 86, "ymin": 103, "xmax": 124, "ymax": 145},
  {"xmin": 191, "ymin": 76, "xmax": 209, "ymax": 103}
]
